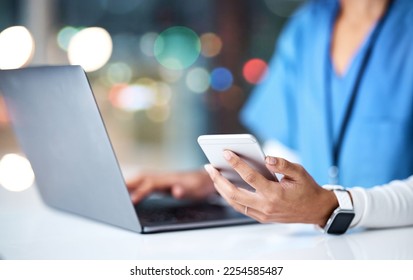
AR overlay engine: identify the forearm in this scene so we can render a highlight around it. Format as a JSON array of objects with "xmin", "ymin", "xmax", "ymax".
[{"xmin": 349, "ymin": 175, "xmax": 413, "ymax": 228}]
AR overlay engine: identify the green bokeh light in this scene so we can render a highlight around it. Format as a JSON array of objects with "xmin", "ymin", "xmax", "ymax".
[
  {"xmin": 57, "ymin": 26, "xmax": 79, "ymax": 51},
  {"xmin": 154, "ymin": 26, "xmax": 201, "ymax": 70}
]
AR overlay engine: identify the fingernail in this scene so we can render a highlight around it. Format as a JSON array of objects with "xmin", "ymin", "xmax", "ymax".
[
  {"xmin": 223, "ymin": 150, "xmax": 233, "ymax": 161},
  {"xmin": 204, "ymin": 164, "xmax": 213, "ymax": 174},
  {"xmin": 266, "ymin": 156, "xmax": 276, "ymax": 165}
]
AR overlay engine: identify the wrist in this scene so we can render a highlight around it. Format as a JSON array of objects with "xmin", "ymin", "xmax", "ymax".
[{"xmin": 316, "ymin": 188, "xmax": 339, "ymax": 227}]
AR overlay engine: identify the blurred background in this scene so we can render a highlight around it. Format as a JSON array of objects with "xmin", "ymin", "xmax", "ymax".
[{"xmin": 0, "ymin": 0, "xmax": 304, "ymax": 191}]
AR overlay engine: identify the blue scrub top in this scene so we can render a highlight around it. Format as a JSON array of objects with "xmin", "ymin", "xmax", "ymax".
[{"xmin": 241, "ymin": 0, "xmax": 413, "ymax": 188}]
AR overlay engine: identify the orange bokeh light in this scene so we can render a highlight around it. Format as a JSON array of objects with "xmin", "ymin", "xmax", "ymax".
[{"xmin": 200, "ymin": 33, "xmax": 223, "ymax": 58}]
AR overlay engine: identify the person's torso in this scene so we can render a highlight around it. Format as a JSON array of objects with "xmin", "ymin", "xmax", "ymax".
[{"xmin": 296, "ymin": 0, "xmax": 413, "ymax": 187}]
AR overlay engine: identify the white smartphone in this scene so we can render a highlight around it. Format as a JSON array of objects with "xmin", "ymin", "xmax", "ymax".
[{"xmin": 197, "ymin": 134, "xmax": 277, "ymax": 191}]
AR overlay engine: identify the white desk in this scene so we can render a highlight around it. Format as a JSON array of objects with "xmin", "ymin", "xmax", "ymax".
[{"xmin": 1, "ymin": 185, "xmax": 412, "ymax": 260}]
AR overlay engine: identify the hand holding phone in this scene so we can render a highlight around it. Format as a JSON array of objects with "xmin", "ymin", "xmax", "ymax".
[{"xmin": 197, "ymin": 134, "xmax": 277, "ymax": 191}]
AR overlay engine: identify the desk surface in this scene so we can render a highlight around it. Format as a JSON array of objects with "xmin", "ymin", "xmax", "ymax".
[{"xmin": 1, "ymin": 185, "xmax": 412, "ymax": 260}]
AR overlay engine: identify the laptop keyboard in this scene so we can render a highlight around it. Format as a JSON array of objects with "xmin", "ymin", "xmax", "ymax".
[{"xmin": 135, "ymin": 195, "xmax": 246, "ymax": 227}]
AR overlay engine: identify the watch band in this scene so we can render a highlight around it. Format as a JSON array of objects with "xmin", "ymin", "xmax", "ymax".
[
  {"xmin": 322, "ymin": 187, "xmax": 355, "ymax": 234},
  {"xmin": 333, "ymin": 189, "xmax": 353, "ymax": 210}
]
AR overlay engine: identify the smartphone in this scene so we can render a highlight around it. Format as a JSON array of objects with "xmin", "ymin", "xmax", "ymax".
[{"xmin": 197, "ymin": 134, "xmax": 277, "ymax": 191}]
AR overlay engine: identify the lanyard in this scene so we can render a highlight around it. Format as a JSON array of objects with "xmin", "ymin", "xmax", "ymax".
[{"xmin": 325, "ymin": 0, "xmax": 394, "ymax": 184}]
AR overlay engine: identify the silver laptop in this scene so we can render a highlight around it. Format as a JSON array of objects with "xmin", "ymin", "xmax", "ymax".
[{"xmin": 0, "ymin": 65, "xmax": 254, "ymax": 233}]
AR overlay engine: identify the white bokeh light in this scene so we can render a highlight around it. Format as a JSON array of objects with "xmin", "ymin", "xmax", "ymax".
[
  {"xmin": 0, "ymin": 26, "xmax": 35, "ymax": 70},
  {"xmin": 140, "ymin": 32, "xmax": 158, "ymax": 57},
  {"xmin": 107, "ymin": 62, "xmax": 133, "ymax": 84},
  {"xmin": 111, "ymin": 84, "xmax": 156, "ymax": 112},
  {"xmin": 186, "ymin": 67, "xmax": 210, "ymax": 93},
  {"xmin": 0, "ymin": 154, "xmax": 35, "ymax": 192},
  {"xmin": 67, "ymin": 27, "xmax": 113, "ymax": 72}
]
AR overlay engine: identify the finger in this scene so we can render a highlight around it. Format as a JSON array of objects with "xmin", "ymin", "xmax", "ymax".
[
  {"xmin": 130, "ymin": 175, "xmax": 177, "ymax": 203},
  {"xmin": 247, "ymin": 209, "xmax": 284, "ymax": 224},
  {"xmin": 204, "ymin": 164, "xmax": 259, "ymax": 209},
  {"xmin": 126, "ymin": 175, "xmax": 145, "ymax": 191},
  {"xmin": 227, "ymin": 200, "xmax": 252, "ymax": 216},
  {"xmin": 171, "ymin": 184, "xmax": 185, "ymax": 199},
  {"xmin": 230, "ymin": 202, "xmax": 276, "ymax": 224},
  {"xmin": 242, "ymin": 203, "xmax": 289, "ymax": 224},
  {"xmin": 265, "ymin": 156, "xmax": 304, "ymax": 178},
  {"xmin": 242, "ymin": 207, "xmax": 271, "ymax": 223},
  {"xmin": 205, "ymin": 164, "xmax": 278, "ymax": 222},
  {"xmin": 223, "ymin": 150, "xmax": 270, "ymax": 192},
  {"xmin": 130, "ymin": 178, "xmax": 156, "ymax": 203}
]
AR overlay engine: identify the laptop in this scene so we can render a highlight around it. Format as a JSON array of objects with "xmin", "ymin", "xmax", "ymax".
[{"xmin": 0, "ymin": 65, "xmax": 254, "ymax": 233}]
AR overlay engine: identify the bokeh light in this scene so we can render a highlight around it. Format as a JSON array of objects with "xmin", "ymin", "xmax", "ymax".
[
  {"xmin": 146, "ymin": 104, "xmax": 170, "ymax": 123},
  {"xmin": 109, "ymin": 84, "xmax": 128, "ymax": 108},
  {"xmin": 200, "ymin": 32, "xmax": 223, "ymax": 58},
  {"xmin": 219, "ymin": 85, "xmax": 245, "ymax": 111},
  {"xmin": 109, "ymin": 83, "xmax": 155, "ymax": 112},
  {"xmin": 158, "ymin": 66, "xmax": 183, "ymax": 83},
  {"xmin": 0, "ymin": 26, "xmax": 34, "ymax": 70},
  {"xmin": 140, "ymin": 32, "xmax": 158, "ymax": 57},
  {"xmin": 109, "ymin": 78, "xmax": 172, "ymax": 113},
  {"xmin": 0, "ymin": 96, "xmax": 9, "ymax": 126},
  {"xmin": 67, "ymin": 27, "xmax": 113, "ymax": 72},
  {"xmin": 264, "ymin": 0, "xmax": 305, "ymax": 18},
  {"xmin": 57, "ymin": 26, "xmax": 79, "ymax": 51},
  {"xmin": 154, "ymin": 26, "xmax": 201, "ymax": 70},
  {"xmin": 210, "ymin": 67, "xmax": 233, "ymax": 92},
  {"xmin": 0, "ymin": 154, "xmax": 35, "ymax": 192},
  {"xmin": 186, "ymin": 67, "xmax": 210, "ymax": 93},
  {"xmin": 242, "ymin": 58, "xmax": 268, "ymax": 84},
  {"xmin": 153, "ymin": 82, "xmax": 172, "ymax": 106},
  {"xmin": 107, "ymin": 62, "xmax": 133, "ymax": 84}
]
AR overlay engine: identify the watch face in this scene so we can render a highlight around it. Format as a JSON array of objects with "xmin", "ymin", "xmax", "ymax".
[{"xmin": 326, "ymin": 212, "xmax": 355, "ymax": 235}]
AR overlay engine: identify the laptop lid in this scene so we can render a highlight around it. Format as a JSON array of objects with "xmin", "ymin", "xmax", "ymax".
[{"xmin": 0, "ymin": 65, "xmax": 141, "ymax": 232}]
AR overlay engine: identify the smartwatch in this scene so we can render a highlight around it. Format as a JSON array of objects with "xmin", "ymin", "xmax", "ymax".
[{"xmin": 323, "ymin": 188, "xmax": 355, "ymax": 235}]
